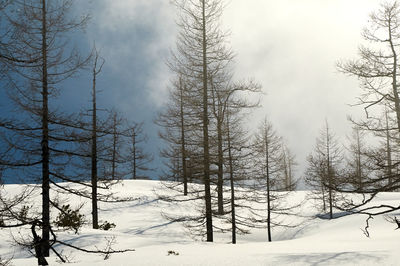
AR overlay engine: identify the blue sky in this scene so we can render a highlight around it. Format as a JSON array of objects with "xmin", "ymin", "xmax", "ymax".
[{"xmin": 62, "ymin": 0, "xmax": 178, "ymax": 179}]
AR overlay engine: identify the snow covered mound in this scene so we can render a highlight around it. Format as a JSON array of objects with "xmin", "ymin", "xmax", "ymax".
[{"xmin": 1, "ymin": 180, "xmax": 399, "ymax": 266}]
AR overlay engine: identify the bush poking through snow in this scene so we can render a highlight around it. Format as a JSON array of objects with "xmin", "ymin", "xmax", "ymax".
[
  {"xmin": 54, "ymin": 204, "xmax": 85, "ymax": 233},
  {"xmin": 99, "ymin": 221, "xmax": 116, "ymax": 231},
  {"xmin": 18, "ymin": 205, "xmax": 30, "ymax": 221},
  {"xmin": 167, "ymin": 250, "xmax": 179, "ymax": 256}
]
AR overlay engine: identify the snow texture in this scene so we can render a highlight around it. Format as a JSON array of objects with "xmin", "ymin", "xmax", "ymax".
[{"xmin": 0, "ymin": 180, "xmax": 398, "ymax": 265}]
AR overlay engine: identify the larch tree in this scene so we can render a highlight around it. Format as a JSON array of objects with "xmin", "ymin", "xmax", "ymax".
[
  {"xmin": 251, "ymin": 118, "xmax": 284, "ymax": 242},
  {"xmin": 223, "ymin": 87, "xmax": 260, "ymax": 243},
  {"xmin": 168, "ymin": 0, "xmax": 234, "ymax": 241},
  {"xmin": 336, "ymin": 1, "xmax": 400, "ymax": 230},
  {"xmin": 0, "ymin": 0, "xmax": 90, "ymax": 257},
  {"xmin": 159, "ymin": 0, "xmax": 261, "ymax": 242},
  {"xmin": 103, "ymin": 111, "xmax": 126, "ymax": 181},
  {"xmin": 210, "ymin": 76, "xmax": 229, "ymax": 215},
  {"xmin": 239, "ymin": 117, "xmax": 300, "ymax": 243},
  {"xmin": 344, "ymin": 126, "xmax": 375, "ymax": 192},
  {"xmin": 156, "ymin": 75, "xmax": 197, "ymax": 193},
  {"xmin": 124, "ymin": 122, "xmax": 153, "ymax": 180},
  {"xmin": 338, "ymin": 1, "xmax": 400, "ymax": 192},
  {"xmin": 305, "ymin": 121, "xmax": 343, "ymax": 219},
  {"xmin": 347, "ymin": 106, "xmax": 400, "ymax": 192},
  {"xmin": 281, "ymin": 144, "xmax": 297, "ymax": 191},
  {"xmin": 90, "ymin": 48, "xmax": 104, "ymax": 229}
]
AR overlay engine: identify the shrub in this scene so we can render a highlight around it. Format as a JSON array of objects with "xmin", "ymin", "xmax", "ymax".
[
  {"xmin": 99, "ymin": 221, "xmax": 116, "ymax": 231},
  {"xmin": 18, "ymin": 205, "xmax": 30, "ymax": 221},
  {"xmin": 54, "ymin": 204, "xmax": 85, "ymax": 233}
]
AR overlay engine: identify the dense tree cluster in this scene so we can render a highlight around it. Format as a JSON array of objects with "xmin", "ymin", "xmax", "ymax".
[{"xmin": 156, "ymin": 0, "xmax": 299, "ymax": 244}]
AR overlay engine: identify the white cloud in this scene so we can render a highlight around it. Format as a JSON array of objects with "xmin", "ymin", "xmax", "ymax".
[
  {"xmin": 83, "ymin": 0, "xmax": 385, "ymax": 180},
  {"xmin": 222, "ymin": 0, "xmax": 380, "ymax": 177}
]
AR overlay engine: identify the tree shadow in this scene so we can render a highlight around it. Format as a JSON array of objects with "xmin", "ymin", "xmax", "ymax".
[
  {"xmin": 273, "ymin": 251, "xmax": 383, "ymax": 266},
  {"xmin": 100, "ymin": 197, "xmax": 159, "ymax": 212},
  {"xmin": 316, "ymin": 211, "xmax": 352, "ymax": 220},
  {"xmin": 123, "ymin": 220, "xmax": 178, "ymax": 235}
]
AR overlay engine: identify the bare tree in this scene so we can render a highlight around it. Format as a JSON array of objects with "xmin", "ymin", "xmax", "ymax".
[
  {"xmin": 157, "ymin": 77, "xmax": 260, "ymax": 243},
  {"xmin": 168, "ymin": 0, "xmax": 234, "ymax": 241},
  {"xmin": 90, "ymin": 48, "xmax": 104, "ymax": 229},
  {"xmin": 124, "ymin": 122, "xmax": 153, "ymax": 180},
  {"xmin": 305, "ymin": 121, "xmax": 343, "ymax": 219},
  {"xmin": 281, "ymin": 144, "xmax": 297, "ymax": 191},
  {"xmin": 253, "ymin": 118, "xmax": 281, "ymax": 241},
  {"xmin": 338, "ymin": 1, "xmax": 400, "ymax": 132},
  {"xmin": 223, "ymin": 100, "xmax": 256, "ymax": 243},
  {"xmin": 0, "ymin": 0, "xmax": 90, "ymax": 256},
  {"xmin": 337, "ymin": 1, "xmax": 400, "ymax": 230},
  {"xmin": 156, "ymin": 75, "xmax": 197, "ymax": 193},
  {"xmin": 343, "ymin": 126, "xmax": 380, "ymax": 193},
  {"xmin": 250, "ymin": 118, "xmax": 298, "ymax": 241}
]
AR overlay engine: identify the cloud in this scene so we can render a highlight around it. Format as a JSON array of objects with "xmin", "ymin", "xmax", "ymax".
[
  {"xmin": 222, "ymin": 0, "xmax": 380, "ymax": 177},
  {"xmin": 82, "ymin": 0, "xmax": 177, "ymax": 112},
  {"xmin": 72, "ymin": 0, "xmax": 384, "ymax": 181}
]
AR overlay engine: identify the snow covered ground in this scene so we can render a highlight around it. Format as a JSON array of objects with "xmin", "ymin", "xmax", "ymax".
[{"xmin": 0, "ymin": 180, "xmax": 399, "ymax": 265}]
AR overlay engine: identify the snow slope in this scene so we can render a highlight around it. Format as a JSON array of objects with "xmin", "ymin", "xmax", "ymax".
[{"xmin": 0, "ymin": 180, "xmax": 399, "ymax": 266}]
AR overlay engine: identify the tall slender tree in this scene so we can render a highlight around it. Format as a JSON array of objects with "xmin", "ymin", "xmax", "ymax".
[
  {"xmin": 0, "ymin": 0, "xmax": 90, "ymax": 256},
  {"xmin": 124, "ymin": 122, "xmax": 153, "ymax": 180},
  {"xmin": 305, "ymin": 121, "xmax": 343, "ymax": 219},
  {"xmin": 281, "ymin": 144, "xmax": 297, "ymax": 191},
  {"xmin": 252, "ymin": 118, "xmax": 283, "ymax": 241},
  {"xmin": 338, "ymin": 1, "xmax": 400, "ymax": 191},
  {"xmin": 156, "ymin": 76, "xmax": 196, "ymax": 192},
  {"xmin": 169, "ymin": 0, "xmax": 234, "ymax": 241},
  {"xmin": 90, "ymin": 48, "xmax": 104, "ymax": 229},
  {"xmin": 344, "ymin": 127, "xmax": 372, "ymax": 192}
]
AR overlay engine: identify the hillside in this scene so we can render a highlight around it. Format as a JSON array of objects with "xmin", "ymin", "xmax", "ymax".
[{"xmin": 0, "ymin": 180, "xmax": 399, "ymax": 266}]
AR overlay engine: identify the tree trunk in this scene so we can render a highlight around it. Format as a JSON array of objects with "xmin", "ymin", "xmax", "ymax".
[
  {"xmin": 227, "ymin": 113, "xmax": 236, "ymax": 244},
  {"xmin": 41, "ymin": 0, "xmax": 50, "ymax": 257},
  {"xmin": 217, "ymin": 118, "xmax": 224, "ymax": 214},
  {"xmin": 132, "ymin": 130, "xmax": 137, "ymax": 180},
  {"xmin": 282, "ymin": 149, "xmax": 289, "ymax": 190},
  {"xmin": 385, "ymin": 108, "xmax": 393, "ymax": 188},
  {"xmin": 388, "ymin": 23, "xmax": 400, "ymax": 134},
  {"xmin": 112, "ymin": 113, "xmax": 117, "ymax": 180},
  {"xmin": 326, "ymin": 126, "xmax": 333, "ymax": 220},
  {"xmin": 356, "ymin": 129, "xmax": 362, "ymax": 191},
  {"xmin": 179, "ymin": 77, "xmax": 188, "ymax": 195},
  {"xmin": 91, "ymin": 54, "xmax": 99, "ymax": 230},
  {"xmin": 288, "ymin": 158, "xmax": 293, "ymax": 191},
  {"xmin": 265, "ymin": 132, "xmax": 271, "ymax": 242},
  {"xmin": 201, "ymin": 0, "xmax": 213, "ymax": 242}
]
